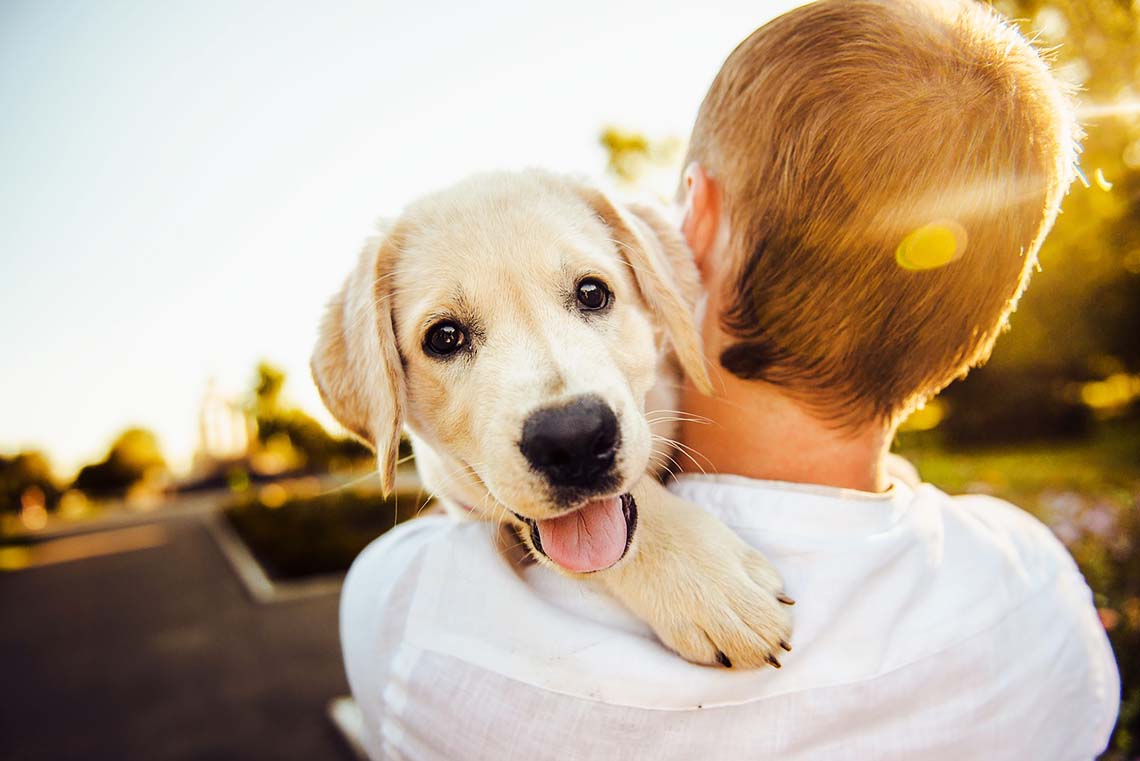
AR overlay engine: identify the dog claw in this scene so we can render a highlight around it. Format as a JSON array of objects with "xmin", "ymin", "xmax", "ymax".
[
  {"xmin": 780, "ymin": 640, "xmax": 792, "ymax": 652},
  {"xmin": 716, "ymin": 651, "xmax": 732, "ymax": 668},
  {"xmin": 766, "ymin": 654, "xmax": 782, "ymax": 668},
  {"xmin": 776, "ymin": 593, "xmax": 795, "ymax": 606}
]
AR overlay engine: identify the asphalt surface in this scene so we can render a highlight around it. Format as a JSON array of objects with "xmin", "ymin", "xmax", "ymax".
[{"xmin": 0, "ymin": 515, "xmax": 354, "ymax": 761}]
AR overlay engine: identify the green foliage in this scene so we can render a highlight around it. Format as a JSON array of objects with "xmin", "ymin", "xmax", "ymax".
[
  {"xmin": 71, "ymin": 428, "xmax": 167, "ymax": 499},
  {"xmin": 223, "ymin": 488, "xmax": 423, "ymax": 579},
  {"xmin": 970, "ymin": 1, "xmax": 1140, "ymax": 375},
  {"xmin": 0, "ymin": 451, "xmax": 59, "ymax": 513},
  {"xmin": 599, "ymin": 125, "xmax": 685, "ymax": 196},
  {"xmin": 939, "ymin": 365, "xmax": 1093, "ymax": 446},
  {"xmin": 600, "ymin": 126, "xmax": 652, "ymax": 184},
  {"xmin": 252, "ymin": 361, "xmax": 286, "ymax": 419},
  {"xmin": 249, "ymin": 361, "xmax": 372, "ymax": 472},
  {"xmin": 900, "ymin": 1, "xmax": 1140, "ymax": 441}
]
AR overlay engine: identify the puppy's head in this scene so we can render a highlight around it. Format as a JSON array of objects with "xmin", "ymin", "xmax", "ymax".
[{"xmin": 312, "ymin": 171, "xmax": 709, "ymax": 570}]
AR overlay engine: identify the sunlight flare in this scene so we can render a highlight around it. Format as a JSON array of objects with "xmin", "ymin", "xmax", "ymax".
[
  {"xmin": 1077, "ymin": 100, "xmax": 1140, "ymax": 120},
  {"xmin": 896, "ymin": 221, "xmax": 968, "ymax": 271}
]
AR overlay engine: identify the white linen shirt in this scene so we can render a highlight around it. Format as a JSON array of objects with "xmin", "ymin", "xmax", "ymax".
[{"xmin": 340, "ymin": 475, "xmax": 1120, "ymax": 760}]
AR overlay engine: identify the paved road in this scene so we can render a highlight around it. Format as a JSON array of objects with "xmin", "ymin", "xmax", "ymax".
[{"xmin": 1, "ymin": 515, "xmax": 354, "ymax": 761}]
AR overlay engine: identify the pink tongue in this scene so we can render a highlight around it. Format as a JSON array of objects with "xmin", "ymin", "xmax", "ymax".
[{"xmin": 536, "ymin": 496, "xmax": 627, "ymax": 573}]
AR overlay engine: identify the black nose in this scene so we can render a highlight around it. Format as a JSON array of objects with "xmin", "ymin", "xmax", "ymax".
[{"xmin": 519, "ymin": 395, "xmax": 620, "ymax": 487}]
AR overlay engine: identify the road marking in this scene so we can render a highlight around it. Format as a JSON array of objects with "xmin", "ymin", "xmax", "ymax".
[{"xmin": 0, "ymin": 525, "xmax": 169, "ymax": 571}]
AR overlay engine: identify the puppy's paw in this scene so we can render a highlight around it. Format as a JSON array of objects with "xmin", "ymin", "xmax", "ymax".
[
  {"xmin": 651, "ymin": 543, "xmax": 794, "ymax": 669},
  {"xmin": 599, "ymin": 479, "xmax": 795, "ymax": 669}
]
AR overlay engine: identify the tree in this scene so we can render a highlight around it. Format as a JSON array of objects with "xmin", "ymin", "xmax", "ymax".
[
  {"xmin": 72, "ymin": 428, "xmax": 167, "ymax": 499},
  {"xmin": 599, "ymin": 126, "xmax": 685, "ymax": 199},
  {"xmin": 248, "ymin": 361, "xmax": 372, "ymax": 472},
  {"xmin": 939, "ymin": 2, "xmax": 1140, "ymax": 394},
  {"xmin": 0, "ymin": 451, "xmax": 59, "ymax": 514},
  {"xmin": 253, "ymin": 361, "xmax": 286, "ymax": 419}
]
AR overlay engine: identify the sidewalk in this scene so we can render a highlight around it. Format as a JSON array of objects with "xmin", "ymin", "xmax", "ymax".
[{"xmin": 0, "ymin": 511, "xmax": 355, "ymax": 760}]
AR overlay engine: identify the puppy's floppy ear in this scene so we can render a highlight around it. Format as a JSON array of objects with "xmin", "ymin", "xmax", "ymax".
[
  {"xmin": 311, "ymin": 229, "xmax": 406, "ymax": 494},
  {"xmin": 573, "ymin": 184, "xmax": 713, "ymax": 394}
]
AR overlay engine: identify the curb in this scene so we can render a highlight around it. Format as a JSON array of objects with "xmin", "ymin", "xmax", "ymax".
[{"xmin": 204, "ymin": 512, "xmax": 344, "ymax": 604}]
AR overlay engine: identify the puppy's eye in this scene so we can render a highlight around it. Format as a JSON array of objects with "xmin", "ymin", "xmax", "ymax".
[
  {"xmin": 424, "ymin": 321, "xmax": 467, "ymax": 357},
  {"xmin": 575, "ymin": 278, "xmax": 611, "ymax": 311}
]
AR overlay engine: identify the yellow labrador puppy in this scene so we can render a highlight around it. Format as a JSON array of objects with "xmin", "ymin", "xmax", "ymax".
[{"xmin": 312, "ymin": 170, "xmax": 793, "ymax": 668}]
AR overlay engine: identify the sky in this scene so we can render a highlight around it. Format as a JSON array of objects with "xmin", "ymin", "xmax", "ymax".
[{"xmin": 0, "ymin": 0, "xmax": 805, "ymax": 476}]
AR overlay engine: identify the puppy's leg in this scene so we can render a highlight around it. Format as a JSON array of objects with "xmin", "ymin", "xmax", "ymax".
[{"xmin": 596, "ymin": 477, "xmax": 794, "ymax": 669}]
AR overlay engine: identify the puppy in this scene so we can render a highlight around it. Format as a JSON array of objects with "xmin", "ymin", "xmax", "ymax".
[{"xmin": 312, "ymin": 170, "xmax": 793, "ymax": 668}]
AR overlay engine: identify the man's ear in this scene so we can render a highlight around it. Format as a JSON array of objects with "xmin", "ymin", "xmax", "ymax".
[
  {"xmin": 572, "ymin": 183, "xmax": 713, "ymax": 394},
  {"xmin": 311, "ymin": 229, "xmax": 406, "ymax": 494},
  {"xmin": 680, "ymin": 162, "xmax": 721, "ymax": 280}
]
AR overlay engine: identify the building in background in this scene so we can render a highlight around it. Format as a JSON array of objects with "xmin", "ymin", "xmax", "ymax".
[{"xmin": 192, "ymin": 379, "xmax": 254, "ymax": 478}]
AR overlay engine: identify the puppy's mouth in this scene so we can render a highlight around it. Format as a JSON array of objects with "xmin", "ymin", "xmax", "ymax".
[{"xmin": 515, "ymin": 493, "xmax": 637, "ymax": 573}]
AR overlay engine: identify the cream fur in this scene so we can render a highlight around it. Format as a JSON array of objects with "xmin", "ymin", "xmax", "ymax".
[{"xmin": 312, "ymin": 170, "xmax": 792, "ymax": 668}]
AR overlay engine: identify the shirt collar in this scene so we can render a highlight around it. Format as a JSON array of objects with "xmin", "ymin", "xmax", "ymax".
[{"xmin": 669, "ymin": 473, "xmax": 915, "ymax": 539}]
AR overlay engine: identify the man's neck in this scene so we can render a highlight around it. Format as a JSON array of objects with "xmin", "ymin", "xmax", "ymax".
[{"xmin": 676, "ymin": 371, "xmax": 894, "ymax": 493}]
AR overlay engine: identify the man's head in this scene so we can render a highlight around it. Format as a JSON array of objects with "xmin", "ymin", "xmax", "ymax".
[{"xmin": 681, "ymin": 0, "xmax": 1078, "ymax": 427}]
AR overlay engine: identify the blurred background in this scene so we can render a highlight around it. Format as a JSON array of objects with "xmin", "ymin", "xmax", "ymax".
[{"xmin": 1, "ymin": 0, "xmax": 1137, "ymax": 759}]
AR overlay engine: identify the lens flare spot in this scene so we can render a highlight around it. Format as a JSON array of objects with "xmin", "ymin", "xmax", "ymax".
[
  {"xmin": 259, "ymin": 483, "xmax": 288, "ymax": 509},
  {"xmin": 1094, "ymin": 168, "xmax": 1113, "ymax": 191},
  {"xmin": 895, "ymin": 221, "xmax": 966, "ymax": 271}
]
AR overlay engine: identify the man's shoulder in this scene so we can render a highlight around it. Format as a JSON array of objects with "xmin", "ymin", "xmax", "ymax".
[
  {"xmin": 923, "ymin": 485, "xmax": 1082, "ymax": 586},
  {"xmin": 913, "ymin": 486, "xmax": 1114, "ymax": 680},
  {"xmin": 343, "ymin": 515, "xmax": 499, "ymax": 613},
  {"xmin": 348, "ymin": 514, "xmax": 487, "ymax": 571},
  {"xmin": 928, "ymin": 487, "xmax": 1119, "ymax": 749},
  {"xmin": 340, "ymin": 516, "xmax": 508, "ymax": 696}
]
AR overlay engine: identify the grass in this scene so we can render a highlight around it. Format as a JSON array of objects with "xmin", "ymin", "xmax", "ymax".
[
  {"xmin": 896, "ymin": 418, "xmax": 1140, "ymax": 510},
  {"xmin": 222, "ymin": 486, "xmax": 428, "ymax": 580}
]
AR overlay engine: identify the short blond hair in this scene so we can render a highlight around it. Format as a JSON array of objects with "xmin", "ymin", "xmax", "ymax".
[{"xmin": 686, "ymin": 0, "xmax": 1078, "ymax": 424}]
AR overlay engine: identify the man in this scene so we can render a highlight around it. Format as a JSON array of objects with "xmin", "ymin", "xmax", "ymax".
[{"xmin": 340, "ymin": 1, "xmax": 1119, "ymax": 757}]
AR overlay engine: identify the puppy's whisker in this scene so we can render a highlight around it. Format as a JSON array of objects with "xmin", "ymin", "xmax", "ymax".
[
  {"xmin": 612, "ymin": 253, "xmax": 659, "ymax": 281},
  {"xmin": 670, "ymin": 448, "xmax": 705, "ymax": 475},
  {"xmin": 660, "ymin": 434, "xmax": 713, "ymax": 464},
  {"xmin": 406, "ymin": 459, "xmax": 484, "ymax": 523},
  {"xmin": 648, "ymin": 438, "xmax": 687, "ymax": 472},
  {"xmin": 412, "ymin": 486, "xmax": 441, "ymax": 524},
  {"xmin": 606, "ymin": 238, "xmax": 669, "ymax": 284},
  {"xmin": 646, "ymin": 408, "xmax": 713, "ymax": 425},
  {"xmin": 658, "ymin": 450, "xmax": 686, "ymax": 475},
  {"xmin": 439, "ymin": 458, "xmax": 486, "ymax": 485},
  {"xmin": 606, "ymin": 237, "xmax": 635, "ymax": 253},
  {"xmin": 646, "ymin": 416, "xmax": 712, "ymax": 428},
  {"xmin": 646, "ymin": 410, "xmax": 707, "ymax": 421},
  {"xmin": 652, "ymin": 433, "xmax": 714, "ymax": 475},
  {"xmin": 317, "ymin": 469, "xmax": 380, "ymax": 497},
  {"xmin": 673, "ymin": 444, "xmax": 714, "ymax": 475}
]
